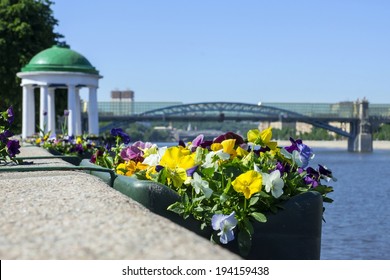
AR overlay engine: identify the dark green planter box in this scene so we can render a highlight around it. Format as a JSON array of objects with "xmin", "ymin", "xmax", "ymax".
[
  {"xmin": 48, "ymin": 149, "xmax": 92, "ymax": 166},
  {"xmin": 80, "ymin": 159, "xmax": 323, "ymax": 259},
  {"xmin": 80, "ymin": 159, "xmax": 114, "ymax": 184}
]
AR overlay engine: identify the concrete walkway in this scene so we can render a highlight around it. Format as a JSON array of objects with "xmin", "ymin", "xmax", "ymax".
[{"xmin": 0, "ymin": 146, "xmax": 239, "ymax": 259}]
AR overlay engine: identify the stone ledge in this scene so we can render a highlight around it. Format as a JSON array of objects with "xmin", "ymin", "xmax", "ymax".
[{"xmin": 0, "ymin": 146, "xmax": 239, "ymax": 259}]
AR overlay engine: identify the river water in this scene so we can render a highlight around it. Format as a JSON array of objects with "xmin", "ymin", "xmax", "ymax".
[{"xmin": 313, "ymin": 148, "xmax": 390, "ymax": 260}]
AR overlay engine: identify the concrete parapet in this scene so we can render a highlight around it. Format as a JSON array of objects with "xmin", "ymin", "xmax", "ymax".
[{"xmin": 0, "ymin": 146, "xmax": 239, "ymax": 259}]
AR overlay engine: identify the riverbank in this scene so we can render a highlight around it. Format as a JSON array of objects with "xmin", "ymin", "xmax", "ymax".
[{"xmin": 276, "ymin": 140, "xmax": 390, "ymax": 150}]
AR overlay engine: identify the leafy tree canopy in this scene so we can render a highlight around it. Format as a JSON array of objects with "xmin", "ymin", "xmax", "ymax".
[{"xmin": 0, "ymin": 0, "xmax": 65, "ymax": 131}]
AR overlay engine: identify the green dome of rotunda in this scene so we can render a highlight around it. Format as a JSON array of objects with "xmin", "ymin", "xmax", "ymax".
[{"xmin": 21, "ymin": 45, "xmax": 99, "ymax": 75}]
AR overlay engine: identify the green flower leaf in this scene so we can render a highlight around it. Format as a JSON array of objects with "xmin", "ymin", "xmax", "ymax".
[
  {"xmin": 250, "ymin": 212, "xmax": 267, "ymax": 223},
  {"xmin": 167, "ymin": 202, "xmax": 184, "ymax": 215},
  {"xmin": 202, "ymin": 167, "xmax": 215, "ymax": 178},
  {"xmin": 223, "ymin": 178, "xmax": 231, "ymax": 194},
  {"xmin": 249, "ymin": 196, "xmax": 259, "ymax": 206},
  {"xmin": 323, "ymin": 197, "xmax": 334, "ymax": 203},
  {"xmin": 219, "ymin": 193, "xmax": 229, "ymax": 203},
  {"xmin": 242, "ymin": 218, "xmax": 254, "ymax": 236},
  {"xmin": 237, "ymin": 230, "xmax": 252, "ymax": 257}
]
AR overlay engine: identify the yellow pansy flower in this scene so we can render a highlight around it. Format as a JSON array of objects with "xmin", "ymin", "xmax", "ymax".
[
  {"xmin": 135, "ymin": 162, "xmax": 148, "ymax": 171},
  {"xmin": 116, "ymin": 160, "xmax": 137, "ymax": 176},
  {"xmin": 211, "ymin": 139, "xmax": 237, "ymax": 158},
  {"xmin": 166, "ymin": 168, "xmax": 188, "ymax": 188},
  {"xmin": 145, "ymin": 166, "xmax": 157, "ymax": 180},
  {"xmin": 76, "ymin": 137, "xmax": 82, "ymax": 144},
  {"xmin": 159, "ymin": 146, "xmax": 196, "ymax": 188},
  {"xmin": 247, "ymin": 127, "xmax": 277, "ymax": 150},
  {"xmin": 236, "ymin": 146, "xmax": 249, "ymax": 158},
  {"xmin": 221, "ymin": 139, "xmax": 236, "ymax": 156},
  {"xmin": 160, "ymin": 146, "xmax": 195, "ymax": 170},
  {"xmin": 210, "ymin": 143, "xmax": 223, "ymax": 152},
  {"xmin": 232, "ymin": 170, "xmax": 262, "ymax": 199}
]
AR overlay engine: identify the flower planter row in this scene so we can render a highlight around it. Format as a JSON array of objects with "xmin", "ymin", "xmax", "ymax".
[
  {"xmin": 47, "ymin": 148, "xmax": 92, "ymax": 166},
  {"xmin": 80, "ymin": 159, "xmax": 323, "ymax": 260}
]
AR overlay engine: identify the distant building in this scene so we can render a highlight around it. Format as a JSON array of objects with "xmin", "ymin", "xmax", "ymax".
[
  {"xmin": 93, "ymin": 89, "xmax": 182, "ymax": 116},
  {"xmin": 111, "ymin": 90, "xmax": 134, "ymax": 101}
]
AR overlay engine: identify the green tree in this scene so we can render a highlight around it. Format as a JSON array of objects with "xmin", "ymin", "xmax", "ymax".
[
  {"xmin": 374, "ymin": 124, "xmax": 390, "ymax": 140},
  {"xmin": 0, "ymin": 0, "xmax": 65, "ymax": 132},
  {"xmin": 299, "ymin": 127, "xmax": 334, "ymax": 140}
]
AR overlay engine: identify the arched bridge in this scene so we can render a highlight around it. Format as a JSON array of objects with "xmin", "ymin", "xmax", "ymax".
[
  {"xmin": 95, "ymin": 100, "xmax": 390, "ymax": 152},
  {"xmin": 137, "ymin": 102, "xmax": 351, "ymax": 137}
]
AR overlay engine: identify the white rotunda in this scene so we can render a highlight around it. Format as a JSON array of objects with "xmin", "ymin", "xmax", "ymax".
[{"xmin": 17, "ymin": 45, "xmax": 102, "ymax": 138}]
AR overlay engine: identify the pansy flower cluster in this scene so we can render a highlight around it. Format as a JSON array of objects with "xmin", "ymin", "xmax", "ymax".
[
  {"xmin": 35, "ymin": 133, "xmax": 96, "ymax": 157},
  {"xmin": 92, "ymin": 127, "xmax": 335, "ymax": 255},
  {"xmin": 0, "ymin": 106, "xmax": 21, "ymax": 163}
]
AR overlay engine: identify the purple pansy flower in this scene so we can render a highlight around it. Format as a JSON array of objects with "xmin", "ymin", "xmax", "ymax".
[
  {"xmin": 304, "ymin": 167, "xmax": 320, "ymax": 187},
  {"xmin": 304, "ymin": 175, "xmax": 319, "ymax": 187},
  {"xmin": 297, "ymin": 143, "xmax": 314, "ymax": 168},
  {"xmin": 178, "ymin": 139, "xmax": 186, "ymax": 147},
  {"xmin": 7, "ymin": 106, "xmax": 14, "ymax": 124},
  {"xmin": 213, "ymin": 132, "xmax": 244, "ymax": 145},
  {"xmin": 105, "ymin": 142, "xmax": 112, "ymax": 151},
  {"xmin": 200, "ymin": 140, "xmax": 213, "ymax": 149},
  {"xmin": 275, "ymin": 161, "xmax": 291, "ymax": 175},
  {"xmin": 284, "ymin": 137, "xmax": 314, "ymax": 168},
  {"xmin": 186, "ymin": 165, "xmax": 198, "ymax": 177},
  {"xmin": 90, "ymin": 149, "xmax": 104, "ymax": 164},
  {"xmin": 0, "ymin": 130, "xmax": 13, "ymax": 143},
  {"xmin": 303, "ymin": 165, "xmax": 336, "ymax": 187},
  {"xmin": 284, "ymin": 137, "xmax": 299, "ymax": 153},
  {"xmin": 189, "ymin": 134, "xmax": 212, "ymax": 151},
  {"xmin": 155, "ymin": 165, "xmax": 164, "ymax": 172},
  {"xmin": 318, "ymin": 164, "xmax": 336, "ymax": 182},
  {"xmin": 192, "ymin": 134, "xmax": 204, "ymax": 147},
  {"xmin": 120, "ymin": 141, "xmax": 153, "ymax": 162},
  {"xmin": 111, "ymin": 128, "xmax": 131, "ymax": 144},
  {"xmin": 75, "ymin": 144, "xmax": 84, "ymax": 155},
  {"xmin": 6, "ymin": 139, "xmax": 21, "ymax": 158}
]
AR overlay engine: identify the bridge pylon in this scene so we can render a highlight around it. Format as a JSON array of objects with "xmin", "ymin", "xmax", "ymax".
[{"xmin": 348, "ymin": 98, "xmax": 373, "ymax": 152}]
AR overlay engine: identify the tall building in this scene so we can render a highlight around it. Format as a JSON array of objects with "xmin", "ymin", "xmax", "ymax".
[{"xmin": 111, "ymin": 90, "xmax": 134, "ymax": 101}]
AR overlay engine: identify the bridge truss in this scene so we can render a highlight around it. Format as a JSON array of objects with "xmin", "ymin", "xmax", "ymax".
[
  {"xmin": 137, "ymin": 102, "xmax": 353, "ymax": 138},
  {"xmin": 98, "ymin": 102, "xmax": 357, "ymax": 137}
]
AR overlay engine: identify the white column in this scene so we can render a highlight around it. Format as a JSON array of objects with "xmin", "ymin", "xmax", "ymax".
[
  {"xmin": 88, "ymin": 86, "xmax": 99, "ymax": 135},
  {"xmin": 22, "ymin": 85, "xmax": 33, "ymax": 139},
  {"xmin": 39, "ymin": 86, "xmax": 48, "ymax": 134},
  {"xmin": 67, "ymin": 84, "xmax": 76, "ymax": 136},
  {"xmin": 47, "ymin": 87, "xmax": 56, "ymax": 137},
  {"xmin": 27, "ymin": 86, "xmax": 35, "ymax": 137},
  {"xmin": 75, "ymin": 88, "xmax": 82, "ymax": 135}
]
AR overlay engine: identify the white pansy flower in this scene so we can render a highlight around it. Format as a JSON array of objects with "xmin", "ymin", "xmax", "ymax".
[
  {"xmin": 262, "ymin": 170, "xmax": 284, "ymax": 198},
  {"xmin": 201, "ymin": 149, "xmax": 230, "ymax": 170},
  {"xmin": 215, "ymin": 149, "xmax": 230, "ymax": 160},
  {"xmin": 201, "ymin": 151, "xmax": 218, "ymax": 169},
  {"xmin": 190, "ymin": 172, "xmax": 213, "ymax": 198},
  {"xmin": 142, "ymin": 146, "xmax": 167, "ymax": 166}
]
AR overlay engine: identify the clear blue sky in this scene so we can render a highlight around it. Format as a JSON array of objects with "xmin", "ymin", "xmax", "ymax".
[{"xmin": 52, "ymin": 0, "xmax": 390, "ymax": 104}]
